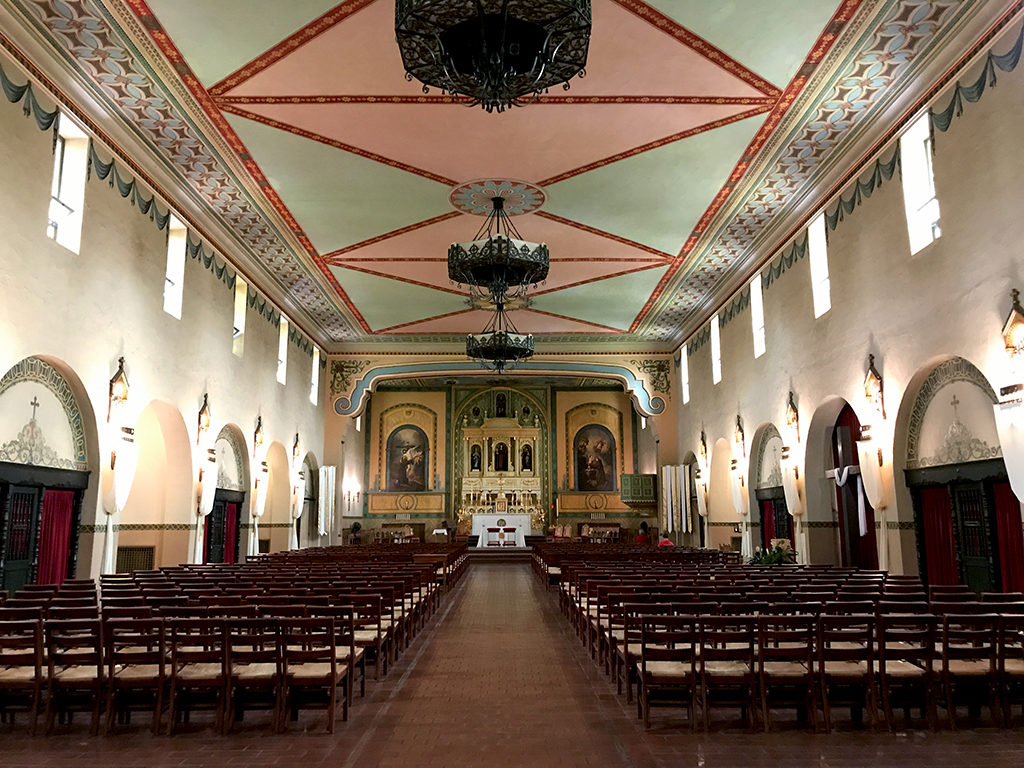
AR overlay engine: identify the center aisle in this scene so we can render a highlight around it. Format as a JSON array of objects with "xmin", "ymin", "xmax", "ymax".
[{"xmin": 337, "ymin": 561, "xmax": 659, "ymax": 768}]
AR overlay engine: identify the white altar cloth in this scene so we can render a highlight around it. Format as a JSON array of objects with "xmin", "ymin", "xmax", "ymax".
[{"xmin": 472, "ymin": 513, "xmax": 530, "ymax": 547}]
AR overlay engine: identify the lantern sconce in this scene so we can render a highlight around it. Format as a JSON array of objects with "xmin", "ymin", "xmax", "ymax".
[
  {"xmin": 864, "ymin": 354, "xmax": 886, "ymax": 419},
  {"xmin": 1002, "ymin": 289, "xmax": 1024, "ymax": 360},
  {"xmin": 786, "ymin": 391, "xmax": 800, "ymax": 443},
  {"xmin": 698, "ymin": 427, "xmax": 708, "ymax": 476},
  {"xmin": 107, "ymin": 356, "xmax": 129, "ymax": 423},
  {"xmin": 292, "ymin": 432, "xmax": 301, "ymax": 464},
  {"xmin": 197, "ymin": 393, "xmax": 211, "ymax": 444},
  {"xmin": 734, "ymin": 415, "xmax": 745, "ymax": 457},
  {"xmin": 253, "ymin": 415, "xmax": 264, "ymax": 458}
]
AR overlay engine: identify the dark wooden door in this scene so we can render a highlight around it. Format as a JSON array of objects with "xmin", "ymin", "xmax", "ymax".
[
  {"xmin": 205, "ymin": 498, "xmax": 227, "ymax": 564},
  {"xmin": 952, "ymin": 483, "xmax": 995, "ymax": 593},
  {"xmin": 204, "ymin": 494, "xmax": 244, "ymax": 564},
  {"xmin": 2, "ymin": 485, "xmax": 41, "ymax": 594},
  {"xmin": 832, "ymin": 406, "xmax": 877, "ymax": 569}
]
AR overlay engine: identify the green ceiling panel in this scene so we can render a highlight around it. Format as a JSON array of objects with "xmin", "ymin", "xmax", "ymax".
[
  {"xmin": 645, "ymin": 0, "xmax": 841, "ymax": 88},
  {"xmin": 530, "ymin": 267, "xmax": 669, "ymax": 330},
  {"xmin": 146, "ymin": 0, "xmax": 341, "ymax": 87},
  {"xmin": 225, "ymin": 113, "xmax": 451, "ymax": 254},
  {"xmin": 544, "ymin": 114, "xmax": 764, "ymax": 255},
  {"xmin": 328, "ymin": 267, "xmax": 467, "ymax": 331}
]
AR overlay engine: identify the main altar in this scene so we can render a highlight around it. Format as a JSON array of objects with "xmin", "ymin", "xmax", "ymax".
[{"xmin": 470, "ymin": 513, "xmax": 530, "ymax": 548}]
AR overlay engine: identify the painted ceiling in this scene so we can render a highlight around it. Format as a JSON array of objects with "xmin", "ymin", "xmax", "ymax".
[{"xmin": 0, "ymin": 0, "xmax": 1011, "ymax": 351}]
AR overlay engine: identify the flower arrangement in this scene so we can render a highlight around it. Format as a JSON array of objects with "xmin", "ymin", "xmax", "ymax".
[{"xmin": 749, "ymin": 538, "xmax": 796, "ymax": 565}]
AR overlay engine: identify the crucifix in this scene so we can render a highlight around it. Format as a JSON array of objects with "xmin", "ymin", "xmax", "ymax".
[
  {"xmin": 825, "ymin": 426, "xmax": 867, "ymax": 543},
  {"xmin": 950, "ymin": 393, "xmax": 960, "ymax": 418},
  {"xmin": 29, "ymin": 396, "xmax": 40, "ymax": 421}
]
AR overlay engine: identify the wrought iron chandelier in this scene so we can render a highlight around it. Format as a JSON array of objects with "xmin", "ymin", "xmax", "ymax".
[
  {"xmin": 448, "ymin": 196, "xmax": 548, "ymax": 304},
  {"xmin": 466, "ymin": 298, "xmax": 534, "ymax": 373},
  {"xmin": 395, "ymin": 0, "xmax": 592, "ymax": 113}
]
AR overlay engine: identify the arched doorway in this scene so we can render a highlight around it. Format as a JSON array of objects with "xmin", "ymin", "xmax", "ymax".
[
  {"xmin": 751, "ymin": 424, "xmax": 793, "ymax": 551},
  {"xmin": 902, "ymin": 357, "xmax": 1024, "ymax": 592},
  {"xmin": 707, "ymin": 438, "xmax": 738, "ymax": 552},
  {"xmin": 0, "ymin": 356, "xmax": 96, "ymax": 591},
  {"xmin": 297, "ymin": 452, "xmax": 319, "ymax": 549},
  {"xmin": 263, "ymin": 441, "xmax": 290, "ymax": 554},
  {"xmin": 828, "ymin": 403, "xmax": 878, "ymax": 569},
  {"xmin": 205, "ymin": 425, "xmax": 248, "ymax": 565}
]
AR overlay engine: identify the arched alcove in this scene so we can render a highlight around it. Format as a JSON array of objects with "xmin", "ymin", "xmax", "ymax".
[
  {"xmin": 204, "ymin": 424, "xmax": 249, "ymax": 565},
  {"xmin": 747, "ymin": 423, "xmax": 793, "ymax": 550},
  {"xmin": 118, "ymin": 399, "xmax": 193, "ymax": 569},
  {"xmin": 707, "ymin": 437, "xmax": 736, "ymax": 551},
  {"xmin": 0, "ymin": 355, "xmax": 98, "ymax": 588},
  {"xmin": 264, "ymin": 440, "xmax": 290, "ymax": 554},
  {"xmin": 299, "ymin": 451, "xmax": 319, "ymax": 549}
]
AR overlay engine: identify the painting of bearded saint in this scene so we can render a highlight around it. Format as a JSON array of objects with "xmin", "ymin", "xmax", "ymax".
[
  {"xmin": 386, "ymin": 426, "xmax": 428, "ymax": 492},
  {"xmin": 574, "ymin": 425, "xmax": 616, "ymax": 492}
]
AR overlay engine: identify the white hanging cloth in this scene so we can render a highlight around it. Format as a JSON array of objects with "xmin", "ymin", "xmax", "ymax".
[{"xmin": 318, "ymin": 466, "xmax": 336, "ymax": 537}]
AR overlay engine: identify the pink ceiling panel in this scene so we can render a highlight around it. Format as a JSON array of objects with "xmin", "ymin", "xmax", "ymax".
[
  {"xmin": 237, "ymin": 101, "xmax": 753, "ymax": 183},
  {"xmin": 382, "ymin": 308, "xmax": 618, "ymax": 335},
  {"xmin": 224, "ymin": 0, "xmax": 765, "ymax": 100},
  {"xmin": 379, "ymin": 309, "xmax": 492, "ymax": 334}
]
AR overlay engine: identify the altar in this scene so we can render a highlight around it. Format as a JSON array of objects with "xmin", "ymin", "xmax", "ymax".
[{"xmin": 471, "ymin": 513, "xmax": 530, "ymax": 548}]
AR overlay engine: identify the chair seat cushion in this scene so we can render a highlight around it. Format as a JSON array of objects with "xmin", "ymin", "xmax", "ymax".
[
  {"xmin": 1003, "ymin": 658, "xmax": 1024, "ymax": 677},
  {"xmin": 175, "ymin": 662, "xmax": 223, "ymax": 681},
  {"xmin": 234, "ymin": 662, "xmax": 278, "ymax": 681},
  {"xmin": 0, "ymin": 666, "xmax": 41, "ymax": 683},
  {"xmin": 287, "ymin": 662, "xmax": 341, "ymax": 682},
  {"xmin": 761, "ymin": 661, "xmax": 809, "ymax": 679},
  {"xmin": 882, "ymin": 660, "xmax": 928, "ymax": 678},
  {"xmin": 113, "ymin": 664, "xmax": 164, "ymax": 682},
  {"xmin": 703, "ymin": 660, "xmax": 751, "ymax": 678},
  {"xmin": 945, "ymin": 659, "xmax": 992, "ymax": 677},
  {"xmin": 353, "ymin": 630, "xmax": 380, "ymax": 645},
  {"xmin": 822, "ymin": 660, "xmax": 870, "ymax": 678},
  {"xmin": 52, "ymin": 665, "xmax": 102, "ymax": 683}
]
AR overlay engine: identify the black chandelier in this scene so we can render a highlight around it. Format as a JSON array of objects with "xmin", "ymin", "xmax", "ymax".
[
  {"xmin": 395, "ymin": 0, "xmax": 592, "ymax": 113},
  {"xmin": 466, "ymin": 299, "xmax": 534, "ymax": 373},
  {"xmin": 448, "ymin": 196, "xmax": 548, "ymax": 303}
]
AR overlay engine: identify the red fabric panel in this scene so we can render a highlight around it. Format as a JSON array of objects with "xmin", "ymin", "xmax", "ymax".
[
  {"xmin": 760, "ymin": 500, "xmax": 775, "ymax": 549},
  {"xmin": 993, "ymin": 481, "xmax": 1024, "ymax": 593},
  {"xmin": 37, "ymin": 490, "xmax": 74, "ymax": 586},
  {"xmin": 224, "ymin": 502, "xmax": 238, "ymax": 565},
  {"xmin": 919, "ymin": 486, "xmax": 959, "ymax": 585}
]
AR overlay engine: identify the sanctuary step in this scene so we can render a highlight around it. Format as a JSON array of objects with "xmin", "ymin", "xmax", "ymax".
[{"xmin": 467, "ymin": 547, "xmax": 532, "ymax": 564}]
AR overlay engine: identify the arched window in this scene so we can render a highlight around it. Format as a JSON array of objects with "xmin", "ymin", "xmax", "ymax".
[{"xmin": 386, "ymin": 425, "xmax": 429, "ymax": 492}]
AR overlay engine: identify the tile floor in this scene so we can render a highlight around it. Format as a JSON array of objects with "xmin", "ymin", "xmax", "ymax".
[{"xmin": 2, "ymin": 563, "xmax": 1024, "ymax": 767}]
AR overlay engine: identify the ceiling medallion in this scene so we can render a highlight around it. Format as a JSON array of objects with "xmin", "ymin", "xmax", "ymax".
[
  {"xmin": 395, "ymin": 0, "xmax": 592, "ymax": 114},
  {"xmin": 450, "ymin": 179, "xmax": 546, "ymax": 216}
]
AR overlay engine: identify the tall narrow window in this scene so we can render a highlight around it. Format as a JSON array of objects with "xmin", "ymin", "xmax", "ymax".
[
  {"xmin": 277, "ymin": 316, "xmax": 289, "ymax": 385},
  {"xmin": 710, "ymin": 314, "xmax": 722, "ymax": 385},
  {"xmin": 47, "ymin": 113, "xmax": 89, "ymax": 254},
  {"xmin": 900, "ymin": 112, "xmax": 941, "ymax": 255},
  {"xmin": 680, "ymin": 349, "xmax": 690, "ymax": 405},
  {"xmin": 750, "ymin": 275, "xmax": 766, "ymax": 358},
  {"xmin": 808, "ymin": 213, "xmax": 831, "ymax": 318},
  {"xmin": 163, "ymin": 215, "xmax": 186, "ymax": 319},
  {"xmin": 310, "ymin": 347, "xmax": 321, "ymax": 405},
  {"xmin": 232, "ymin": 278, "xmax": 247, "ymax": 358}
]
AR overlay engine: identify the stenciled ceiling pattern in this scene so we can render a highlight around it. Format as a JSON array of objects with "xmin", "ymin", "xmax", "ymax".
[{"xmin": 0, "ymin": 0, "xmax": 1008, "ymax": 350}]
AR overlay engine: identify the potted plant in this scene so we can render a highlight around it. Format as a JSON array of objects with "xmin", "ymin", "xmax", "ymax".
[{"xmin": 749, "ymin": 538, "xmax": 796, "ymax": 565}]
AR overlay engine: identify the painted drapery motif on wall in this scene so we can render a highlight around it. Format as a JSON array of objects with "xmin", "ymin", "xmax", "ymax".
[
  {"xmin": 387, "ymin": 425, "xmax": 428, "ymax": 492},
  {"xmin": 574, "ymin": 425, "xmax": 616, "ymax": 492}
]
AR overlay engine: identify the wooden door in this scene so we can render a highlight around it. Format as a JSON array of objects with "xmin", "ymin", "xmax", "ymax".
[
  {"xmin": 2, "ymin": 485, "xmax": 41, "ymax": 594},
  {"xmin": 952, "ymin": 483, "xmax": 995, "ymax": 593},
  {"xmin": 205, "ymin": 498, "xmax": 227, "ymax": 564}
]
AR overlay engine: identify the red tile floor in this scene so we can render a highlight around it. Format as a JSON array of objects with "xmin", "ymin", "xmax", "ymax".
[{"xmin": 3, "ymin": 563, "xmax": 1024, "ymax": 767}]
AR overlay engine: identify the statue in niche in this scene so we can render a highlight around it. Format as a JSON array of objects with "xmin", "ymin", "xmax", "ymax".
[
  {"xmin": 495, "ymin": 442, "xmax": 509, "ymax": 472},
  {"xmin": 470, "ymin": 444, "xmax": 481, "ymax": 471},
  {"xmin": 521, "ymin": 444, "xmax": 533, "ymax": 472},
  {"xmin": 495, "ymin": 393, "xmax": 507, "ymax": 418}
]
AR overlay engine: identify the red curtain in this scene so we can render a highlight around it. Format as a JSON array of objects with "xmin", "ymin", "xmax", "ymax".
[
  {"xmin": 993, "ymin": 481, "xmax": 1024, "ymax": 593},
  {"xmin": 919, "ymin": 486, "xmax": 959, "ymax": 585},
  {"xmin": 37, "ymin": 490, "xmax": 74, "ymax": 586},
  {"xmin": 224, "ymin": 502, "xmax": 238, "ymax": 565},
  {"xmin": 760, "ymin": 500, "xmax": 775, "ymax": 549}
]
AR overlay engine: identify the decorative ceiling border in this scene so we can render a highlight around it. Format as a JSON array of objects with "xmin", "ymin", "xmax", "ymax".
[
  {"xmin": 5, "ymin": 0, "xmax": 363, "ymax": 342},
  {"xmin": 643, "ymin": 0, "xmax": 992, "ymax": 343}
]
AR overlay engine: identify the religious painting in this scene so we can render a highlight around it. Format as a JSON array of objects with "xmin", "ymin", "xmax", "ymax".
[
  {"xmin": 574, "ymin": 425, "xmax": 616, "ymax": 492},
  {"xmin": 386, "ymin": 425, "xmax": 429, "ymax": 492}
]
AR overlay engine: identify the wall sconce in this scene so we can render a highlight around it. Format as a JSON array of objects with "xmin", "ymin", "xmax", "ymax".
[
  {"xmin": 1003, "ymin": 289, "xmax": 1024, "ymax": 359},
  {"xmin": 729, "ymin": 457, "xmax": 744, "ymax": 486},
  {"xmin": 344, "ymin": 486, "xmax": 361, "ymax": 512},
  {"xmin": 786, "ymin": 391, "xmax": 800, "ymax": 443},
  {"xmin": 107, "ymin": 356, "xmax": 129, "ymax": 423},
  {"xmin": 292, "ymin": 432, "xmax": 301, "ymax": 464},
  {"xmin": 698, "ymin": 427, "xmax": 708, "ymax": 473},
  {"xmin": 640, "ymin": 416, "xmax": 647, "ymax": 430},
  {"xmin": 355, "ymin": 415, "xmax": 362, "ymax": 432},
  {"xmin": 253, "ymin": 415, "xmax": 264, "ymax": 458},
  {"xmin": 864, "ymin": 354, "xmax": 886, "ymax": 419},
  {"xmin": 197, "ymin": 393, "xmax": 211, "ymax": 444},
  {"xmin": 734, "ymin": 415, "xmax": 745, "ymax": 457}
]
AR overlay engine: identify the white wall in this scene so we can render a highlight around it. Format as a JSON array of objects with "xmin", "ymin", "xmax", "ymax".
[
  {"xmin": 0, "ymin": 87, "xmax": 325, "ymax": 575},
  {"xmin": 676, "ymin": 39, "xmax": 1024, "ymax": 571}
]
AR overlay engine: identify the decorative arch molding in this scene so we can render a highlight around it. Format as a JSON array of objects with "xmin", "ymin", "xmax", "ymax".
[
  {"xmin": 333, "ymin": 361, "xmax": 666, "ymax": 417},
  {"xmin": 0, "ymin": 356, "xmax": 88, "ymax": 470},
  {"xmin": 752, "ymin": 423, "xmax": 784, "ymax": 490},
  {"xmin": 214, "ymin": 424, "xmax": 249, "ymax": 492},
  {"xmin": 905, "ymin": 356, "xmax": 999, "ymax": 467}
]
